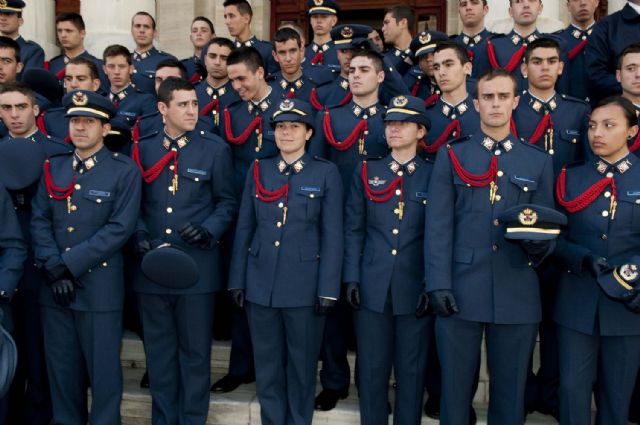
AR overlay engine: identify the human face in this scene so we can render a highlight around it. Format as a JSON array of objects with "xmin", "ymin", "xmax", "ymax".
[
  {"xmin": 131, "ymin": 14, "xmax": 156, "ymax": 49},
  {"xmin": 385, "ymin": 121, "xmax": 425, "ymax": 151},
  {"xmin": 0, "ymin": 91, "xmax": 38, "ymax": 137},
  {"xmin": 522, "ymin": 47, "xmax": 563, "ymax": 91},
  {"xmin": 224, "ymin": 5, "xmax": 250, "ymax": 38},
  {"xmin": 190, "ymin": 20, "xmax": 214, "ymax": 50},
  {"xmin": 310, "ymin": 14, "xmax": 337, "ymax": 37},
  {"xmin": 205, "ymin": 43, "xmax": 231, "ymax": 80},
  {"xmin": 588, "ymin": 104, "xmax": 638, "ymax": 162},
  {"xmin": 567, "ymin": 0, "xmax": 598, "ymax": 24},
  {"xmin": 0, "ymin": 12, "xmax": 21, "ymax": 38},
  {"xmin": 509, "ymin": 0, "xmax": 543, "ymax": 27},
  {"xmin": 154, "ymin": 66, "xmax": 183, "ymax": 94},
  {"xmin": 273, "ymin": 38, "xmax": 303, "ymax": 77},
  {"xmin": 64, "ymin": 63, "xmax": 100, "ymax": 92},
  {"xmin": 56, "ymin": 20, "xmax": 84, "ymax": 51},
  {"xmin": 458, "ymin": 0, "xmax": 488, "ymax": 28},
  {"xmin": 381, "ymin": 12, "xmax": 403, "ymax": 45},
  {"xmin": 275, "ymin": 121, "xmax": 311, "ymax": 158},
  {"xmin": 473, "ymin": 76, "xmax": 519, "ymax": 128},
  {"xmin": 617, "ymin": 53, "xmax": 640, "ymax": 99},
  {"xmin": 0, "ymin": 47, "xmax": 21, "ymax": 83},
  {"xmin": 104, "ymin": 55, "xmax": 133, "ymax": 92},
  {"xmin": 348, "ymin": 56, "xmax": 384, "ymax": 98},
  {"xmin": 418, "ymin": 54, "xmax": 434, "ymax": 77},
  {"xmin": 228, "ymin": 62, "xmax": 265, "ymax": 101},
  {"xmin": 433, "ymin": 48, "xmax": 471, "ymax": 94},
  {"xmin": 158, "ymin": 89, "xmax": 198, "ymax": 134},
  {"xmin": 336, "ymin": 48, "xmax": 353, "ymax": 76},
  {"xmin": 69, "ymin": 116, "xmax": 108, "ymax": 157},
  {"xmin": 368, "ymin": 30, "xmax": 384, "ymax": 51}
]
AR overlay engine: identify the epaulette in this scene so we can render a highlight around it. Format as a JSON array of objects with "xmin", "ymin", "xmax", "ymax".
[
  {"xmin": 139, "ymin": 110, "xmax": 160, "ymax": 121},
  {"xmin": 49, "ymin": 53, "xmax": 64, "ymax": 62},
  {"xmin": 362, "ymin": 155, "xmax": 385, "ymax": 162},
  {"xmin": 559, "ymin": 93, "xmax": 589, "ymax": 105},
  {"xmin": 488, "ymin": 33, "xmax": 508, "ymax": 41},
  {"xmin": 447, "ymin": 135, "xmax": 472, "ymax": 146},
  {"xmin": 44, "ymin": 106, "xmax": 66, "ymax": 115},
  {"xmin": 198, "ymin": 130, "xmax": 226, "ymax": 145},
  {"xmin": 138, "ymin": 130, "xmax": 159, "ymax": 141},
  {"xmin": 312, "ymin": 155, "xmax": 331, "ymax": 163},
  {"xmin": 109, "ymin": 151, "xmax": 131, "ymax": 163},
  {"xmin": 225, "ymin": 99, "xmax": 244, "ymax": 110},
  {"xmin": 519, "ymin": 138, "xmax": 547, "ymax": 153},
  {"xmin": 48, "ymin": 150, "xmax": 73, "ymax": 160},
  {"xmin": 564, "ymin": 160, "xmax": 587, "ymax": 170},
  {"xmin": 265, "ymin": 73, "xmax": 278, "ymax": 82},
  {"xmin": 425, "ymin": 99, "xmax": 439, "ymax": 109}
]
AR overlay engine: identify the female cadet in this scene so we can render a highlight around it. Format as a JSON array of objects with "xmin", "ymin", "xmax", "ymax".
[
  {"xmin": 554, "ymin": 96, "xmax": 640, "ymax": 424},
  {"xmin": 342, "ymin": 95, "xmax": 432, "ymax": 425},
  {"xmin": 227, "ymin": 98, "xmax": 344, "ymax": 425}
]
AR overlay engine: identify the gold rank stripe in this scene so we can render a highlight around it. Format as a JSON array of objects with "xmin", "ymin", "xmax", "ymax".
[
  {"xmin": 613, "ymin": 268, "xmax": 634, "ymax": 290},
  {"xmin": 334, "ymin": 39, "xmax": 353, "ymax": 45},
  {"xmin": 505, "ymin": 227, "xmax": 561, "ymax": 235},
  {"xmin": 415, "ymin": 44, "xmax": 437, "ymax": 56},
  {"xmin": 66, "ymin": 107, "xmax": 111, "ymax": 119},
  {"xmin": 0, "ymin": 7, "xmax": 22, "ymax": 12},
  {"xmin": 310, "ymin": 6, "xmax": 337, "ymax": 13},
  {"xmin": 387, "ymin": 108, "xmax": 420, "ymax": 115},
  {"xmin": 272, "ymin": 108, "xmax": 308, "ymax": 118}
]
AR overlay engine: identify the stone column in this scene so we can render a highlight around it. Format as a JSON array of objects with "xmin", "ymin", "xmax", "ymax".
[
  {"xmin": 21, "ymin": 0, "xmax": 57, "ymax": 59},
  {"xmin": 608, "ymin": 0, "xmax": 626, "ymax": 13},
  {"xmin": 485, "ymin": 0, "xmax": 567, "ymax": 34}
]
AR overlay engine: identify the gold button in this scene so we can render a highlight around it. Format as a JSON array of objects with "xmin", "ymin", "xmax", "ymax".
[
  {"xmin": 395, "ymin": 189, "xmax": 402, "ymax": 196},
  {"xmin": 167, "ymin": 207, "xmax": 173, "ymax": 213},
  {"xmin": 102, "ymin": 262, "xmax": 108, "ymax": 267},
  {"xmin": 169, "ymin": 165, "xmax": 175, "ymax": 171},
  {"xmin": 523, "ymin": 187, "xmax": 528, "ymax": 192},
  {"xmin": 495, "ymin": 150, "xmax": 501, "ymax": 156},
  {"xmin": 601, "ymin": 234, "xmax": 607, "ymax": 240},
  {"xmin": 493, "ymin": 219, "xmax": 500, "ymax": 226},
  {"xmin": 606, "ymin": 172, "xmax": 614, "ymax": 178},
  {"xmin": 422, "ymin": 200, "xmax": 427, "ymax": 205},
  {"xmin": 391, "ymin": 249, "xmax": 397, "ymax": 256},
  {"xmin": 497, "ymin": 171, "xmax": 504, "ymax": 177},
  {"xmin": 604, "ymin": 191, "xmax": 611, "ymax": 198},
  {"xmin": 274, "ymin": 241, "xmax": 280, "ymax": 247},
  {"xmin": 96, "ymin": 199, "xmax": 102, "ymax": 203},
  {"xmin": 492, "ymin": 244, "xmax": 498, "ymax": 251},
  {"xmin": 166, "ymin": 228, "xmax": 172, "ymax": 234},
  {"xmin": 310, "ymin": 194, "xmax": 315, "ymax": 198},
  {"xmin": 70, "ymin": 205, "xmax": 77, "ymax": 211},
  {"xmin": 277, "ymin": 222, "xmax": 282, "ymax": 228},
  {"xmin": 74, "ymin": 184, "xmax": 81, "ymax": 190},
  {"xmin": 67, "ymin": 226, "xmax": 74, "ymax": 233},
  {"xmin": 392, "ymin": 229, "xmax": 399, "ymax": 235},
  {"xmin": 397, "ymin": 171, "xmax": 404, "ymax": 177},
  {"xmin": 278, "ymin": 202, "xmax": 284, "ymax": 208},
  {"xmin": 571, "ymin": 138, "xmax": 577, "ymax": 144},
  {"xmin": 168, "ymin": 186, "xmax": 174, "ymax": 192},
  {"xmin": 636, "ymin": 199, "xmax": 640, "ymax": 205},
  {"xmin": 195, "ymin": 177, "xmax": 200, "ymax": 182},
  {"xmin": 65, "ymin": 247, "xmax": 71, "ymax": 252},
  {"xmin": 602, "ymin": 210, "xmax": 609, "ymax": 217},
  {"xmin": 495, "ymin": 195, "xmax": 502, "ymax": 201}
]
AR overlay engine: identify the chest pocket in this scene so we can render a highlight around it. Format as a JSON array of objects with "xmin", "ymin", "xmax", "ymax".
[
  {"xmin": 295, "ymin": 185, "xmax": 324, "ymax": 220},
  {"xmin": 510, "ymin": 174, "xmax": 538, "ymax": 203},
  {"xmin": 405, "ymin": 191, "xmax": 428, "ymax": 227},
  {"xmin": 453, "ymin": 175, "xmax": 482, "ymax": 212},
  {"xmin": 558, "ymin": 129, "xmax": 581, "ymax": 146},
  {"xmin": 82, "ymin": 189, "xmax": 115, "ymax": 224},
  {"xmin": 181, "ymin": 168, "xmax": 211, "ymax": 200},
  {"xmin": 616, "ymin": 190, "xmax": 640, "ymax": 229}
]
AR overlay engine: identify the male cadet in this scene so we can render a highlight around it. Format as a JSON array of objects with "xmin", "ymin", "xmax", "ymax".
[
  {"xmin": 211, "ymin": 46, "xmax": 280, "ymax": 393},
  {"xmin": 181, "ymin": 16, "xmax": 215, "ymax": 84},
  {"xmin": 426, "ymin": 68, "xmax": 555, "ymax": 424},
  {"xmin": 132, "ymin": 77, "xmax": 236, "ymax": 425},
  {"xmin": 103, "ymin": 44, "xmax": 156, "ymax": 128},
  {"xmin": 452, "ymin": 0, "xmax": 492, "ymax": 72},
  {"xmin": 403, "ymin": 31, "xmax": 450, "ymax": 102},
  {"xmin": 48, "ymin": 13, "xmax": 108, "ymax": 91},
  {"xmin": 130, "ymin": 11, "xmax": 176, "ymax": 95},
  {"xmin": 618, "ymin": 43, "xmax": 640, "ymax": 153},
  {"xmin": 38, "ymin": 56, "xmax": 102, "ymax": 140},
  {"xmin": 195, "ymin": 38, "xmax": 240, "ymax": 134},
  {"xmin": 0, "ymin": 35, "xmax": 22, "ymax": 84},
  {"xmin": 585, "ymin": 0, "xmax": 640, "ymax": 102},
  {"xmin": 305, "ymin": 0, "xmax": 340, "ymax": 69},
  {"xmin": 0, "ymin": 81, "xmax": 70, "ymax": 425},
  {"xmin": 224, "ymin": 0, "xmax": 278, "ymax": 75},
  {"xmin": 0, "ymin": 0, "xmax": 44, "ymax": 72},
  {"xmin": 381, "ymin": 5, "xmax": 415, "ymax": 76},
  {"xmin": 31, "ymin": 89, "xmax": 141, "ymax": 425},
  {"xmin": 555, "ymin": 0, "xmax": 599, "ymax": 101},
  {"xmin": 424, "ymin": 42, "xmax": 480, "ymax": 159},
  {"xmin": 512, "ymin": 37, "xmax": 589, "ymax": 419}
]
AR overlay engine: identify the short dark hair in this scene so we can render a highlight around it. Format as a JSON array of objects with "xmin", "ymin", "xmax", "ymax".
[
  {"xmin": 223, "ymin": 0, "xmax": 253, "ymax": 18},
  {"xmin": 433, "ymin": 41, "xmax": 470, "ymax": 65},
  {"xmin": 618, "ymin": 43, "xmax": 640, "ymax": 69},
  {"xmin": 103, "ymin": 44, "xmax": 132, "ymax": 65},
  {"xmin": 157, "ymin": 77, "xmax": 195, "ymax": 104},
  {"xmin": 524, "ymin": 37, "xmax": 561, "ymax": 63},
  {"xmin": 55, "ymin": 12, "xmax": 85, "ymax": 31},
  {"xmin": 459, "ymin": 0, "xmax": 488, "ymax": 5},
  {"xmin": 475, "ymin": 68, "xmax": 518, "ymax": 97},
  {"xmin": 273, "ymin": 27, "xmax": 302, "ymax": 49},
  {"xmin": 155, "ymin": 58, "xmax": 187, "ymax": 79},
  {"xmin": 385, "ymin": 5, "xmax": 416, "ymax": 30},
  {"xmin": 193, "ymin": 16, "xmax": 214, "ymax": 34},
  {"xmin": 0, "ymin": 81, "xmax": 36, "ymax": 104},
  {"xmin": 278, "ymin": 22, "xmax": 305, "ymax": 39},
  {"xmin": 0, "ymin": 36, "xmax": 20, "ymax": 62},
  {"xmin": 593, "ymin": 96, "xmax": 639, "ymax": 128},
  {"xmin": 67, "ymin": 56, "xmax": 100, "ymax": 80},
  {"xmin": 227, "ymin": 46, "xmax": 265, "ymax": 73},
  {"xmin": 209, "ymin": 37, "xmax": 235, "ymax": 52},
  {"xmin": 351, "ymin": 49, "xmax": 384, "ymax": 73},
  {"xmin": 132, "ymin": 11, "xmax": 156, "ymax": 30}
]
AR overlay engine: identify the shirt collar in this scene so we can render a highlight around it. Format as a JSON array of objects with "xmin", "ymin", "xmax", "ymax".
[
  {"xmin": 440, "ymin": 96, "xmax": 471, "ymax": 119},
  {"xmin": 510, "ymin": 29, "xmax": 539, "ymax": 45},
  {"xmin": 277, "ymin": 153, "xmax": 308, "ymax": 174},
  {"xmin": 527, "ymin": 91, "xmax": 558, "ymax": 113},
  {"xmin": 388, "ymin": 155, "xmax": 418, "ymax": 176},
  {"xmin": 248, "ymin": 87, "xmax": 273, "ymax": 114},
  {"xmin": 162, "ymin": 130, "xmax": 189, "ymax": 150},
  {"xmin": 205, "ymin": 82, "xmax": 228, "ymax": 98},
  {"xmin": 110, "ymin": 84, "xmax": 132, "ymax": 100},
  {"xmin": 351, "ymin": 101, "xmax": 380, "ymax": 118},
  {"xmin": 596, "ymin": 155, "xmax": 633, "ymax": 175},
  {"xmin": 480, "ymin": 134, "xmax": 516, "ymax": 155},
  {"xmin": 72, "ymin": 147, "xmax": 108, "ymax": 173},
  {"xmin": 460, "ymin": 29, "xmax": 486, "ymax": 46}
]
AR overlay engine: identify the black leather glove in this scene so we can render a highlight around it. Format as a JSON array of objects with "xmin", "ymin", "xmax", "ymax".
[
  {"xmin": 133, "ymin": 231, "xmax": 152, "ymax": 258},
  {"xmin": 583, "ymin": 254, "xmax": 608, "ymax": 277},
  {"xmin": 0, "ymin": 290, "xmax": 13, "ymax": 304},
  {"xmin": 45, "ymin": 262, "xmax": 73, "ymax": 284},
  {"xmin": 345, "ymin": 282, "xmax": 360, "ymax": 310},
  {"xmin": 179, "ymin": 223, "xmax": 212, "ymax": 247},
  {"xmin": 416, "ymin": 292, "xmax": 430, "ymax": 318},
  {"xmin": 625, "ymin": 291, "xmax": 640, "ymax": 314},
  {"xmin": 229, "ymin": 288, "xmax": 245, "ymax": 309},
  {"xmin": 50, "ymin": 279, "xmax": 76, "ymax": 307},
  {"xmin": 315, "ymin": 297, "xmax": 337, "ymax": 316},
  {"xmin": 520, "ymin": 239, "xmax": 552, "ymax": 257},
  {"xmin": 428, "ymin": 290, "xmax": 459, "ymax": 317}
]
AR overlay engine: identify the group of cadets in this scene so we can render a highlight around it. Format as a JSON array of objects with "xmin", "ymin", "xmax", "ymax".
[{"xmin": 0, "ymin": 0, "xmax": 639, "ymax": 424}]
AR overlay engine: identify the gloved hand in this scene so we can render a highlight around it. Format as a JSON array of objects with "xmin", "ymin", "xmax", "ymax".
[
  {"xmin": 315, "ymin": 297, "xmax": 337, "ymax": 316},
  {"xmin": 415, "ymin": 292, "xmax": 430, "ymax": 318},
  {"xmin": 133, "ymin": 231, "xmax": 152, "ymax": 258},
  {"xmin": 583, "ymin": 254, "xmax": 608, "ymax": 277},
  {"xmin": 229, "ymin": 288, "xmax": 245, "ymax": 309},
  {"xmin": 625, "ymin": 290, "xmax": 640, "ymax": 314},
  {"xmin": 345, "ymin": 282, "xmax": 360, "ymax": 310},
  {"xmin": 50, "ymin": 279, "xmax": 76, "ymax": 307},
  {"xmin": 520, "ymin": 239, "xmax": 552, "ymax": 257},
  {"xmin": 45, "ymin": 262, "xmax": 73, "ymax": 284},
  {"xmin": 179, "ymin": 223, "xmax": 212, "ymax": 247},
  {"xmin": 428, "ymin": 290, "xmax": 459, "ymax": 317}
]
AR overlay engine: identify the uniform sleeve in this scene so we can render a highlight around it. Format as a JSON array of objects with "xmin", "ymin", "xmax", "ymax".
[
  {"xmin": 342, "ymin": 164, "xmax": 366, "ymax": 284},
  {"xmin": 379, "ymin": 58, "xmax": 410, "ymax": 106},
  {"xmin": 317, "ymin": 164, "xmax": 344, "ymax": 299},
  {"xmin": 425, "ymin": 148, "xmax": 456, "ymax": 291},
  {"xmin": 22, "ymin": 44, "xmax": 45, "ymax": 70},
  {"xmin": 307, "ymin": 111, "xmax": 328, "ymax": 158},
  {"xmin": 532, "ymin": 154, "xmax": 555, "ymax": 209},
  {"xmin": 585, "ymin": 20, "xmax": 621, "ymax": 100},
  {"xmin": 31, "ymin": 174, "xmax": 64, "ymax": 270},
  {"xmin": 61, "ymin": 165, "xmax": 142, "ymax": 277},
  {"xmin": 0, "ymin": 186, "xmax": 27, "ymax": 293},
  {"xmin": 140, "ymin": 94, "xmax": 159, "ymax": 117}
]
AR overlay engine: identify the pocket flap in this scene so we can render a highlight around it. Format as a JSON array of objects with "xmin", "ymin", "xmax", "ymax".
[
  {"xmin": 181, "ymin": 168, "xmax": 211, "ymax": 181},
  {"xmin": 83, "ymin": 190, "xmax": 114, "ymax": 203},
  {"xmin": 510, "ymin": 175, "xmax": 538, "ymax": 192},
  {"xmin": 453, "ymin": 246, "xmax": 474, "ymax": 264},
  {"xmin": 558, "ymin": 129, "xmax": 581, "ymax": 144},
  {"xmin": 618, "ymin": 191, "xmax": 640, "ymax": 205},
  {"xmin": 408, "ymin": 190, "xmax": 429, "ymax": 204},
  {"xmin": 295, "ymin": 185, "xmax": 324, "ymax": 198}
]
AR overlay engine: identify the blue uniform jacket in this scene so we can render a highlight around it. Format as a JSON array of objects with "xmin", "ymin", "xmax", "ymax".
[
  {"xmin": 16, "ymin": 35, "xmax": 45, "ymax": 71},
  {"xmin": 554, "ymin": 155, "xmax": 640, "ymax": 336},
  {"xmin": 343, "ymin": 155, "xmax": 432, "ymax": 315},
  {"xmin": 268, "ymin": 71, "xmax": 321, "ymax": 104},
  {"xmin": 228, "ymin": 153, "xmax": 344, "ymax": 307},
  {"xmin": 133, "ymin": 129, "xmax": 237, "ymax": 294},
  {"xmin": 31, "ymin": 148, "xmax": 142, "ymax": 311},
  {"xmin": 451, "ymin": 29, "xmax": 492, "ymax": 78},
  {"xmin": 234, "ymin": 37, "xmax": 279, "ymax": 75},
  {"xmin": 195, "ymin": 79, "xmax": 240, "ymax": 134},
  {"xmin": 423, "ymin": 95, "xmax": 480, "ymax": 158},
  {"xmin": 109, "ymin": 84, "xmax": 157, "ymax": 128},
  {"xmin": 181, "ymin": 55, "xmax": 203, "ymax": 83},
  {"xmin": 0, "ymin": 183, "xmax": 27, "ymax": 297},
  {"xmin": 384, "ymin": 46, "xmax": 413, "ymax": 76},
  {"xmin": 48, "ymin": 51, "xmax": 109, "ymax": 93},
  {"xmin": 425, "ymin": 133, "xmax": 555, "ymax": 324},
  {"xmin": 131, "ymin": 47, "xmax": 178, "ymax": 94},
  {"xmin": 555, "ymin": 24, "xmax": 594, "ymax": 101},
  {"xmin": 305, "ymin": 40, "xmax": 340, "ymax": 71}
]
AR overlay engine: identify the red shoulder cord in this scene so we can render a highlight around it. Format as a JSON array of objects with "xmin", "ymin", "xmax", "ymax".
[
  {"xmin": 510, "ymin": 118, "xmax": 518, "ymax": 139},
  {"xmin": 43, "ymin": 159, "xmax": 75, "ymax": 200},
  {"xmin": 339, "ymin": 91, "xmax": 353, "ymax": 106},
  {"xmin": 253, "ymin": 160, "xmax": 288, "ymax": 202},
  {"xmin": 224, "ymin": 107, "xmax": 262, "ymax": 146},
  {"xmin": 467, "ymin": 49, "xmax": 474, "ymax": 61},
  {"xmin": 424, "ymin": 93, "xmax": 440, "ymax": 107},
  {"xmin": 411, "ymin": 80, "xmax": 421, "ymax": 96},
  {"xmin": 323, "ymin": 107, "xmax": 368, "ymax": 153},
  {"xmin": 629, "ymin": 132, "xmax": 640, "ymax": 153},
  {"xmin": 361, "ymin": 160, "xmax": 404, "ymax": 199},
  {"xmin": 567, "ymin": 39, "xmax": 587, "ymax": 60},
  {"xmin": 310, "ymin": 51, "xmax": 324, "ymax": 65},
  {"xmin": 188, "ymin": 72, "xmax": 201, "ymax": 84},
  {"xmin": 131, "ymin": 139, "xmax": 178, "ymax": 184},
  {"xmin": 286, "ymin": 89, "xmax": 296, "ymax": 99},
  {"xmin": 200, "ymin": 99, "xmax": 219, "ymax": 117},
  {"xmin": 36, "ymin": 112, "xmax": 48, "ymax": 137},
  {"xmin": 421, "ymin": 119, "xmax": 461, "ymax": 154},
  {"xmin": 487, "ymin": 40, "xmax": 527, "ymax": 72},
  {"xmin": 527, "ymin": 113, "xmax": 553, "ymax": 147},
  {"xmin": 447, "ymin": 145, "xmax": 498, "ymax": 187},
  {"xmin": 44, "ymin": 61, "xmax": 49, "ymax": 71},
  {"xmin": 55, "ymin": 67, "xmax": 66, "ymax": 81},
  {"xmin": 311, "ymin": 88, "xmax": 324, "ymax": 111},
  {"xmin": 556, "ymin": 166, "xmax": 617, "ymax": 218}
]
